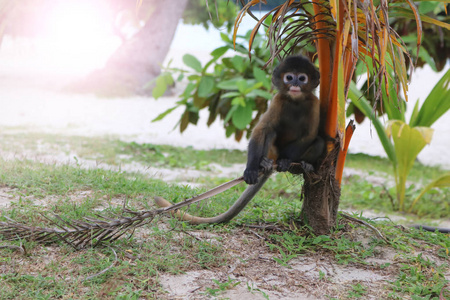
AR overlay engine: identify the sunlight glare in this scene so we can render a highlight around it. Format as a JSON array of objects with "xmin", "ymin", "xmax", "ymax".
[{"xmin": 42, "ymin": 1, "xmax": 120, "ymax": 74}]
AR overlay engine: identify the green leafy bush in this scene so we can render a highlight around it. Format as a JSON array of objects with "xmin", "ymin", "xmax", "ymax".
[
  {"xmin": 183, "ymin": 0, "xmax": 237, "ymax": 31},
  {"xmin": 152, "ymin": 30, "xmax": 276, "ymax": 141}
]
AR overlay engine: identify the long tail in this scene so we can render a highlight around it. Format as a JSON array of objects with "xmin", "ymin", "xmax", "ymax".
[{"xmin": 154, "ymin": 173, "xmax": 271, "ymax": 224}]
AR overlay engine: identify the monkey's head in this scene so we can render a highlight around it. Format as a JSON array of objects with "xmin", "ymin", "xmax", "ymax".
[{"xmin": 272, "ymin": 55, "xmax": 320, "ymax": 100}]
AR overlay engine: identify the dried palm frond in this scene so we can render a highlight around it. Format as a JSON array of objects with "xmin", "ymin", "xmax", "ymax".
[
  {"xmin": 234, "ymin": 0, "xmax": 422, "ymax": 110},
  {"xmin": 0, "ymin": 210, "xmax": 158, "ymax": 250},
  {"xmin": 236, "ymin": 0, "xmax": 334, "ymax": 66},
  {"xmin": 0, "ymin": 177, "xmax": 245, "ymax": 249}
]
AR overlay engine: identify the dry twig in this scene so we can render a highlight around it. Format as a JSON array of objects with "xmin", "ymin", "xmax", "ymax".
[
  {"xmin": 84, "ymin": 246, "xmax": 118, "ymax": 281},
  {"xmin": 0, "ymin": 243, "xmax": 26, "ymax": 255},
  {"xmin": 339, "ymin": 212, "xmax": 389, "ymax": 243}
]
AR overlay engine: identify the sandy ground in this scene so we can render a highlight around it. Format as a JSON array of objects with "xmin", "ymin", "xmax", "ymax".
[{"xmin": 1, "ymin": 185, "xmax": 448, "ymax": 299}]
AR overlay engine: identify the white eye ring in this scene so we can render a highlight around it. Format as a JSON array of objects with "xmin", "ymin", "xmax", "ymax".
[
  {"xmin": 283, "ymin": 73, "xmax": 295, "ymax": 83},
  {"xmin": 298, "ymin": 73, "xmax": 308, "ymax": 83}
]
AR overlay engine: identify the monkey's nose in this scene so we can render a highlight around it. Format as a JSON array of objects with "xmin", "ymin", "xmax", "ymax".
[{"xmin": 290, "ymin": 86, "xmax": 301, "ymax": 92}]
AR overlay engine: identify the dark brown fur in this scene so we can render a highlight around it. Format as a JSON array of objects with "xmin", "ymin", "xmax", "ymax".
[
  {"xmin": 155, "ymin": 55, "xmax": 324, "ymax": 223},
  {"xmin": 244, "ymin": 55, "xmax": 323, "ymax": 184}
]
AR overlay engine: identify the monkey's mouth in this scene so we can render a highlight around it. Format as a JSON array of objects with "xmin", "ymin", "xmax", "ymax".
[{"xmin": 289, "ymin": 86, "xmax": 302, "ymax": 96}]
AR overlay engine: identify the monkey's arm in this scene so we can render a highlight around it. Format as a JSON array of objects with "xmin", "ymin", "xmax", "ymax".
[
  {"xmin": 154, "ymin": 172, "xmax": 272, "ymax": 224},
  {"xmin": 244, "ymin": 127, "xmax": 276, "ymax": 184}
]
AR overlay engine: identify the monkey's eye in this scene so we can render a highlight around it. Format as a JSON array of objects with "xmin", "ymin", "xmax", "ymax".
[
  {"xmin": 298, "ymin": 73, "xmax": 308, "ymax": 83},
  {"xmin": 283, "ymin": 73, "xmax": 295, "ymax": 83}
]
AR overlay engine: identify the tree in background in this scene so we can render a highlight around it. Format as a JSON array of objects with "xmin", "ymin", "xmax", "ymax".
[
  {"xmin": 72, "ymin": 0, "xmax": 189, "ymax": 96},
  {"xmin": 0, "ymin": 0, "xmax": 236, "ymax": 96},
  {"xmin": 75, "ymin": 0, "xmax": 237, "ymax": 96}
]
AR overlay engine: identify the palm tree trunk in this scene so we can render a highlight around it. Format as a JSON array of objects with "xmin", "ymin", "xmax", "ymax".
[{"xmin": 300, "ymin": 146, "xmax": 341, "ymax": 234}]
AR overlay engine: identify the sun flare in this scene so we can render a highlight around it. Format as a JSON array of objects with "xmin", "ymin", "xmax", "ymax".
[{"xmin": 41, "ymin": 1, "xmax": 120, "ymax": 73}]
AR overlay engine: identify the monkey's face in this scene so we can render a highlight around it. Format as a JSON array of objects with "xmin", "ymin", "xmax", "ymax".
[
  {"xmin": 272, "ymin": 55, "xmax": 320, "ymax": 100},
  {"xmin": 283, "ymin": 72, "xmax": 309, "ymax": 99}
]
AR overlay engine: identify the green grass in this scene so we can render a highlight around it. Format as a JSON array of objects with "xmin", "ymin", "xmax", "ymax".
[
  {"xmin": 0, "ymin": 133, "xmax": 448, "ymax": 223},
  {"xmin": 0, "ymin": 134, "xmax": 448, "ymax": 223},
  {"xmin": 118, "ymin": 141, "xmax": 246, "ymax": 169},
  {"xmin": 0, "ymin": 132, "xmax": 246, "ymax": 169},
  {"xmin": 0, "ymin": 158, "xmax": 230, "ymax": 298},
  {"xmin": 345, "ymin": 153, "xmax": 448, "ymax": 183},
  {"xmin": 340, "ymin": 171, "xmax": 450, "ymax": 219},
  {"xmin": 0, "ymin": 132, "xmax": 449, "ymax": 299}
]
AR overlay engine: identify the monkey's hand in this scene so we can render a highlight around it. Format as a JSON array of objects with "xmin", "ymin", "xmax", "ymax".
[
  {"xmin": 243, "ymin": 168, "xmax": 259, "ymax": 185},
  {"xmin": 276, "ymin": 158, "xmax": 292, "ymax": 172},
  {"xmin": 244, "ymin": 157, "xmax": 273, "ymax": 185}
]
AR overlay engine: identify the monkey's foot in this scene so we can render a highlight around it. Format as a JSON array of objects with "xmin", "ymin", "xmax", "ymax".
[
  {"xmin": 276, "ymin": 159, "xmax": 292, "ymax": 172},
  {"xmin": 260, "ymin": 157, "xmax": 274, "ymax": 175},
  {"xmin": 300, "ymin": 161, "xmax": 315, "ymax": 173}
]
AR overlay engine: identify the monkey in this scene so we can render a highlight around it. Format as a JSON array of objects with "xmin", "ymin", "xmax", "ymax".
[
  {"xmin": 243, "ymin": 54, "xmax": 324, "ymax": 184},
  {"xmin": 154, "ymin": 55, "xmax": 325, "ymax": 224}
]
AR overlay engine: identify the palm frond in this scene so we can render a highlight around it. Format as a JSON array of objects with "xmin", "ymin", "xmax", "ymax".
[
  {"xmin": 0, "ymin": 210, "xmax": 158, "ymax": 249},
  {"xmin": 0, "ymin": 176, "xmax": 245, "ymax": 249},
  {"xmin": 233, "ymin": 1, "xmax": 416, "ymax": 148},
  {"xmin": 234, "ymin": 1, "xmax": 334, "ymax": 65}
]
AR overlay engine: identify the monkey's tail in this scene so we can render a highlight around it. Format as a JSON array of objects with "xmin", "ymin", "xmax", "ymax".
[{"xmin": 154, "ymin": 174, "xmax": 271, "ymax": 225}]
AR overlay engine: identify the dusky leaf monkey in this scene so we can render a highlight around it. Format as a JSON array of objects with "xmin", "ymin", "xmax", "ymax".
[
  {"xmin": 243, "ymin": 54, "xmax": 323, "ymax": 184},
  {"xmin": 155, "ymin": 55, "xmax": 325, "ymax": 224}
]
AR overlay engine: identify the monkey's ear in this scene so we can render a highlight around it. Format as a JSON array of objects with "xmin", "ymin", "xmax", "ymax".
[
  {"xmin": 272, "ymin": 65, "xmax": 283, "ymax": 89},
  {"xmin": 311, "ymin": 68, "xmax": 320, "ymax": 88}
]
